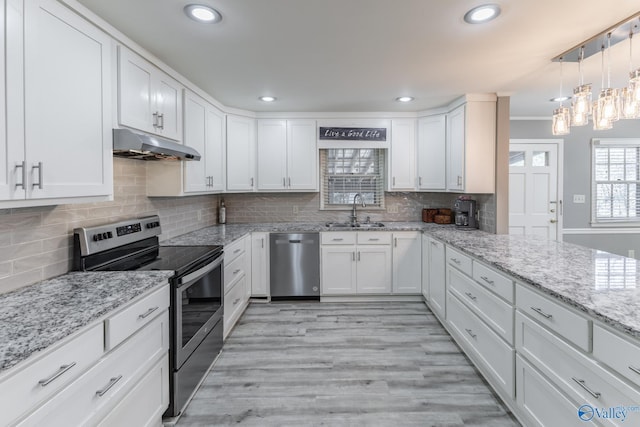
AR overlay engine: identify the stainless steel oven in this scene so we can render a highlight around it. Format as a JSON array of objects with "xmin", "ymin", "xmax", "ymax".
[{"xmin": 73, "ymin": 215, "xmax": 224, "ymax": 418}]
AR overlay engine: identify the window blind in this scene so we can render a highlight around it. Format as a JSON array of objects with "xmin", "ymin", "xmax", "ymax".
[
  {"xmin": 592, "ymin": 139, "xmax": 640, "ymax": 223},
  {"xmin": 320, "ymin": 148, "xmax": 386, "ymax": 209}
]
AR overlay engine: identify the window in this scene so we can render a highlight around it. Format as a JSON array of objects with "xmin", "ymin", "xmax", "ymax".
[
  {"xmin": 594, "ymin": 252, "xmax": 637, "ymax": 290},
  {"xmin": 592, "ymin": 139, "xmax": 640, "ymax": 223},
  {"xmin": 320, "ymin": 148, "xmax": 385, "ymax": 209}
]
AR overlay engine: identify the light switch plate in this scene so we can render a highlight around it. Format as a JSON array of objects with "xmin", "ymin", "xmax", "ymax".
[{"xmin": 573, "ymin": 194, "xmax": 586, "ymax": 203}]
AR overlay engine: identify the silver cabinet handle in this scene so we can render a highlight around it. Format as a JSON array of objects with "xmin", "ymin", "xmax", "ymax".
[
  {"xmin": 572, "ymin": 377, "xmax": 601, "ymax": 399},
  {"xmin": 15, "ymin": 161, "xmax": 26, "ymax": 189},
  {"xmin": 430, "ymin": 241, "xmax": 438, "ymax": 247},
  {"xmin": 457, "ymin": 175, "xmax": 463, "ymax": 186},
  {"xmin": 138, "ymin": 306, "xmax": 159, "ymax": 319},
  {"xmin": 287, "ymin": 177, "xmax": 291, "ymax": 187},
  {"xmin": 283, "ymin": 177, "xmax": 286, "ymax": 187},
  {"xmin": 158, "ymin": 113, "xmax": 164, "ymax": 129},
  {"xmin": 629, "ymin": 366, "xmax": 640, "ymax": 376},
  {"xmin": 465, "ymin": 328, "xmax": 477, "ymax": 339},
  {"xmin": 152, "ymin": 112, "xmax": 159, "ymax": 127},
  {"xmin": 261, "ymin": 238, "xmax": 264, "ymax": 249},
  {"xmin": 250, "ymin": 177, "xmax": 254, "ymax": 187},
  {"xmin": 233, "ymin": 249, "xmax": 241, "ymax": 254},
  {"xmin": 530, "ymin": 307, "xmax": 553, "ymax": 319},
  {"xmin": 419, "ymin": 177, "xmax": 422, "ymax": 186},
  {"xmin": 233, "ymin": 269, "xmax": 241, "ymax": 275},
  {"xmin": 465, "ymin": 292, "xmax": 477, "ymax": 301},
  {"xmin": 96, "ymin": 375, "xmax": 122, "ymax": 397},
  {"xmin": 450, "ymin": 258, "xmax": 461, "ymax": 264},
  {"xmin": 233, "ymin": 298, "xmax": 240, "ymax": 305},
  {"xmin": 352, "ymin": 252, "xmax": 355, "ymax": 261},
  {"xmin": 38, "ymin": 362, "xmax": 77, "ymax": 386},
  {"xmin": 394, "ymin": 238, "xmax": 398, "ymax": 247},
  {"xmin": 357, "ymin": 251, "xmax": 361, "ymax": 261},
  {"xmin": 393, "ymin": 177, "xmax": 396, "ymax": 186},
  {"xmin": 480, "ymin": 276, "xmax": 495, "ymax": 285},
  {"xmin": 32, "ymin": 162, "xmax": 43, "ymax": 189},
  {"xmin": 368, "ymin": 238, "xmax": 379, "ymax": 241},
  {"xmin": 332, "ymin": 238, "xmax": 344, "ymax": 241}
]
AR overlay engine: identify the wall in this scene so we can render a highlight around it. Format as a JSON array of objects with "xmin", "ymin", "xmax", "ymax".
[
  {"xmin": 0, "ymin": 158, "xmax": 218, "ymax": 295},
  {"xmin": 510, "ymin": 118, "xmax": 640, "ymax": 258}
]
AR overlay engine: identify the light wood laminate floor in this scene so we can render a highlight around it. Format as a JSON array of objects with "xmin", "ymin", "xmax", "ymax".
[{"xmin": 175, "ymin": 302, "xmax": 520, "ymax": 426}]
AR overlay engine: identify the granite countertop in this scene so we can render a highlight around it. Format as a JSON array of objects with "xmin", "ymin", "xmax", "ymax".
[
  {"xmin": 0, "ymin": 271, "xmax": 173, "ymax": 374},
  {"xmin": 166, "ymin": 222, "xmax": 640, "ymax": 340}
]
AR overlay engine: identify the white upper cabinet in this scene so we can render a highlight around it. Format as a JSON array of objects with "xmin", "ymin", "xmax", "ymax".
[
  {"xmin": 117, "ymin": 46, "xmax": 183, "ymax": 141},
  {"xmin": 446, "ymin": 98, "xmax": 496, "ymax": 193},
  {"xmin": 1, "ymin": 0, "xmax": 112, "ymax": 206},
  {"xmin": 389, "ymin": 119, "xmax": 416, "ymax": 191},
  {"xmin": 226, "ymin": 114, "xmax": 256, "ymax": 192},
  {"xmin": 257, "ymin": 119, "xmax": 317, "ymax": 191},
  {"xmin": 417, "ymin": 115, "xmax": 446, "ymax": 191}
]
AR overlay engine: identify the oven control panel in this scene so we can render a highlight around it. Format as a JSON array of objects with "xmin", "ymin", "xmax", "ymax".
[{"xmin": 74, "ymin": 215, "xmax": 162, "ymax": 256}]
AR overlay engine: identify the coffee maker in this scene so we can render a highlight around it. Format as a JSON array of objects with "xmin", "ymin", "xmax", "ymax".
[{"xmin": 453, "ymin": 198, "xmax": 478, "ymax": 228}]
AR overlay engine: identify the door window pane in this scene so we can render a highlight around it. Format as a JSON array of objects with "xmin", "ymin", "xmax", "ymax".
[
  {"xmin": 532, "ymin": 151, "xmax": 549, "ymax": 167},
  {"xmin": 509, "ymin": 151, "xmax": 525, "ymax": 167}
]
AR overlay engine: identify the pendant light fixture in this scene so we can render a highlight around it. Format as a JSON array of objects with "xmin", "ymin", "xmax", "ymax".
[
  {"xmin": 571, "ymin": 47, "xmax": 592, "ymax": 126},
  {"xmin": 552, "ymin": 58, "xmax": 570, "ymax": 135},
  {"xmin": 621, "ymin": 32, "xmax": 640, "ymax": 119},
  {"xmin": 593, "ymin": 33, "xmax": 620, "ymax": 129}
]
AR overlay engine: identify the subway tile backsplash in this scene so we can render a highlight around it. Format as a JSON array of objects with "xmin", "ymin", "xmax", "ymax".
[{"xmin": 0, "ymin": 158, "xmax": 495, "ymax": 294}]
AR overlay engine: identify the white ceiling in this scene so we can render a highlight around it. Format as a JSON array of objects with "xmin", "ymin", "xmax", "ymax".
[{"xmin": 75, "ymin": 0, "xmax": 640, "ymax": 116}]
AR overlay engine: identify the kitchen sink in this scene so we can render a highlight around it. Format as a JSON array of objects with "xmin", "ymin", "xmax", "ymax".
[{"xmin": 324, "ymin": 222, "xmax": 385, "ymax": 228}]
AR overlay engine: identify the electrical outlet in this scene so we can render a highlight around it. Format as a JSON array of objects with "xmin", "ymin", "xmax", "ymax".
[
  {"xmin": 629, "ymin": 249, "xmax": 636, "ymax": 258},
  {"xmin": 389, "ymin": 205, "xmax": 399, "ymax": 214},
  {"xmin": 573, "ymin": 194, "xmax": 586, "ymax": 204},
  {"xmin": 292, "ymin": 205, "xmax": 299, "ymax": 214}
]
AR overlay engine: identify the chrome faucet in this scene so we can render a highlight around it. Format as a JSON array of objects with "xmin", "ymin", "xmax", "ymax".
[{"xmin": 350, "ymin": 193, "xmax": 366, "ymax": 225}]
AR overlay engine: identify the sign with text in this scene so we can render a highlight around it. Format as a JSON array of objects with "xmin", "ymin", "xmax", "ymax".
[{"xmin": 319, "ymin": 127, "xmax": 387, "ymax": 141}]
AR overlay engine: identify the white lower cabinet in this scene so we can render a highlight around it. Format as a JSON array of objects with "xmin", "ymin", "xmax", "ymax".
[
  {"xmin": 251, "ymin": 232, "xmax": 269, "ymax": 297},
  {"xmin": 426, "ymin": 237, "xmax": 446, "ymax": 319},
  {"xmin": 421, "ymin": 234, "xmax": 430, "ymax": 300},
  {"xmin": 223, "ymin": 235, "xmax": 251, "ymax": 338},
  {"xmin": 391, "ymin": 232, "xmax": 421, "ymax": 294}
]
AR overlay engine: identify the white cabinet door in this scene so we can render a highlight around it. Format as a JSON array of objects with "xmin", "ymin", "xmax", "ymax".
[
  {"xmin": 22, "ymin": 0, "xmax": 111, "ymax": 200},
  {"xmin": 287, "ymin": 119, "xmax": 317, "ymax": 190},
  {"xmin": 226, "ymin": 115, "xmax": 256, "ymax": 192},
  {"xmin": 417, "ymin": 115, "xmax": 446, "ymax": 190},
  {"xmin": 183, "ymin": 91, "xmax": 208, "ymax": 193},
  {"xmin": 205, "ymin": 105, "xmax": 225, "ymax": 192},
  {"xmin": 356, "ymin": 246, "xmax": 392, "ymax": 294},
  {"xmin": 257, "ymin": 119, "xmax": 287, "ymax": 190},
  {"xmin": 321, "ymin": 246, "xmax": 357, "ymax": 294},
  {"xmin": 392, "ymin": 232, "xmax": 422, "ymax": 294},
  {"xmin": 389, "ymin": 119, "xmax": 416, "ymax": 190},
  {"xmin": 251, "ymin": 232, "xmax": 269, "ymax": 297},
  {"xmin": 154, "ymin": 73, "xmax": 182, "ymax": 141},
  {"xmin": 0, "ymin": 0, "xmax": 12, "ymax": 200},
  {"xmin": 447, "ymin": 105, "xmax": 465, "ymax": 192},
  {"xmin": 421, "ymin": 234, "xmax": 430, "ymax": 300},
  {"xmin": 428, "ymin": 238, "xmax": 446, "ymax": 319}
]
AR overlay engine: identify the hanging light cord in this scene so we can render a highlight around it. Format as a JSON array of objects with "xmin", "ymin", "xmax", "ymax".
[
  {"xmin": 578, "ymin": 46, "xmax": 584, "ymax": 86},
  {"xmin": 607, "ymin": 32, "xmax": 613, "ymax": 88},
  {"xmin": 559, "ymin": 57, "xmax": 564, "ymax": 105},
  {"xmin": 601, "ymin": 43, "xmax": 606, "ymax": 89},
  {"xmin": 630, "ymin": 31, "xmax": 634, "ymax": 73}
]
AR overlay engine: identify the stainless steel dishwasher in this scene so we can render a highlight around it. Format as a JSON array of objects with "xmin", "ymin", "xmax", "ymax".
[{"xmin": 270, "ymin": 233, "xmax": 320, "ymax": 299}]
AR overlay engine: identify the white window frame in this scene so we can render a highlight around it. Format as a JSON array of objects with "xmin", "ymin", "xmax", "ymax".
[{"xmin": 591, "ymin": 138, "xmax": 640, "ymax": 226}]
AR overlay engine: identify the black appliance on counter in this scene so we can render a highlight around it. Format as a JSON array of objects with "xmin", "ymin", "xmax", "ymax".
[
  {"xmin": 73, "ymin": 215, "xmax": 223, "ymax": 418},
  {"xmin": 453, "ymin": 198, "xmax": 479, "ymax": 229}
]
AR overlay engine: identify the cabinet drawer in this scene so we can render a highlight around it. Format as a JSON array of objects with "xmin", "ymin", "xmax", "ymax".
[
  {"xmin": 472, "ymin": 261, "xmax": 514, "ymax": 303},
  {"xmin": 224, "ymin": 274, "xmax": 247, "ymax": 337},
  {"xmin": 357, "ymin": 232, "xmax": 391, "ymax": 245},
  {"xmin": 447, "ymin": 293, "xmax": 515, "ymax": 398},
  {"xmin": 225, "ymin": 235, "xmax": 248, "ymax": 264},
  {"xmin": 105, "ymin": 284, "xmax": 170, "ymax": 351},
  {"xmin": 516, "ymin": 284, "xmax": 591, "ymax": 351},
  {"xmin": 448, "ymin": 268, "xmax": 514, "ymax": 345},
  {"xmin": 593, "ymin": 324, "xmax": 640, "ymax": 389},
  {"xmin": 18, "ymin": 312, "xmax": 168, "ymax": 427},
  {"xmin": 515, "ymin": 355, "xmax": 585, "ymax": 427},
  {"xmin": 224, "ymin": 252, "xmax": 247, "ymax": 293},
  {"xmin": 516, "ymin": 311, "xmax": 640, "ymax": 417},
  {"xmin": 445, "ymin": 246, "xmax": 472, "ymax": 276},
  {"xmin": 321, "ymin": 232, "xmax": 356, "ymax": 245},
  {"xmin": 0, "ymin": 323, "xmax": 104, "ymax": 426}
]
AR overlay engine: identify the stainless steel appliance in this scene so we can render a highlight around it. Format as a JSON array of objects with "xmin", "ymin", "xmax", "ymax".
[
  {"xmin": 73, "ymin": 215, "xmax": 223, "ymax": 418},
  {"xmin": 453, "ymin": 198, "xmax": 479, "ymax": 228},
  {"xmin": 270, "ymin": 233, "xmax": 320, "ymax": 299},
  {"xmin": 113, "ymin": 128, "xmax": 201, "ymax": 160}
]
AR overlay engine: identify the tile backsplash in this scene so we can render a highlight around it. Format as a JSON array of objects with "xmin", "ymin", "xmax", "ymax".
[
  {"xmin": 0, "ymin": 157, "xmax": 495, "ymax": 294},
  {"xmin": 0, "ymin": 158, "xmax": 218, "ymax": 295}
]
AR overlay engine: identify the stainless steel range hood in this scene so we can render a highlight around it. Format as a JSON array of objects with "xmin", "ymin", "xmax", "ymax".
[{"xmin": 112, "ymin": 128, "xmax": 201, "ymax": 161}]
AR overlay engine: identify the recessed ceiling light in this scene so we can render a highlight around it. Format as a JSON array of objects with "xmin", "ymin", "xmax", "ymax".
[
  {"xmin": 396, "ymin": 96, "xmax": 414, "ymax": 103},
  {"xmin": 549, "ymin": 96, "xmax": 570, "ymax": 102},
  {"xmin": 184, "ymin": 4, "xmax": 222, "ymax": 23},
  {"xmin": 259, "ymin": 96, "xmax": 276, "ymax": 102},
  {"xmin": 463, "ymin": 4, "xmax": 501, "ymax": 24}
]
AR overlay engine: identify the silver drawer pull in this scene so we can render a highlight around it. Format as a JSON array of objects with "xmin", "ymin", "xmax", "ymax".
[
  {"xmin": 480, "ymin": 276, "xmax": 495, "ymax": 285},
  {"xmin": 96, "ymin": 375, "xmax": 123, "ymax": 397},
  {"xmin": 332, "ymin": 238, "xmax": 344, "ymax": 241},
  {"xmin": 465, "ymin": 328, "xmax": 477, "ymax": 339},
  {"xmin": 451, "ymin": 258, "xmax": 461, "ymax": 264},
  {"xmin": 39, "ymin": 362, "xmax": 77, "ymax": 386},
  {"xmin": 233, "ymin": 269, "xmax": 241, "ymax": 275},
  {"xmin": 233, "ymin": 298, "xmax": 241, "ymax": 305},
  {"xmin": 430, "ymin": 241, "xmax": 438, "ymax": 246},
  {"xmin": 465, "ymin": 292, "xmax": 477, "ymax": 301},
  {"xmin": 629, "ymin": 366, "xmax": 640, "ymax": 376},
  {"xmin": 572, "ymin": 377, "xmax": 601, "ymax": 399},
  {"xmin": 530, "ymin": 307, "xmax": 553, "ymax": 319},
  {"xmin": 138, "ymin": 306, "xmax": 159, "ymax": 319},
  {"xmin": 369, "ymin": 238, "xmax": 380, "ymax": 241},
  {"xmin": 234, "ymin": 249, "xmax": 241, "ymax": 254}
]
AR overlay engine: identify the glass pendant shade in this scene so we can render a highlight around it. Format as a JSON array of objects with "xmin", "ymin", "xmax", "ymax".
[
  {"xmin": 552, "ymin": 107, "xmax": 570, "ymax": 135},
  {"xmin": 630, "ymin": 69, "xmax": 640, "ymax": 103},
  {"xmin": 592, "ymin": 100, "xmax": 613, "ymax": 130},
  {"xmin": 597, "ymin": 88, "xmax": 620, "ymax": 122},
  {"xmin": 571, "ymin": 84, "xmax": 592, "ymax": 125},
  {"xmin": 621, "ymin": 87, "xmax": 640, "ymax": 118}
]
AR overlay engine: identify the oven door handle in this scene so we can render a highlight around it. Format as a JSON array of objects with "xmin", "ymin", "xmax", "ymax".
[{"xmin": 177, "ymin": 256, "xmax": 223, "ymax": 289}]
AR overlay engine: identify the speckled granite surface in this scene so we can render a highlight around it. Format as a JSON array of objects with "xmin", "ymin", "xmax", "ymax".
[
  {"xmin": 0, "ymin": 271, "xmax": 173, "ymax": 373},
  {"xmin": 166, "ymin": 222, "xmax": 640, "ymax": 340}
]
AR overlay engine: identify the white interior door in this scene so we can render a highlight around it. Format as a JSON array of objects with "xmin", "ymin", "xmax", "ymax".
[{"xmin": 509, "ymin": 140, "xmax": 563, "ymax": 240}]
